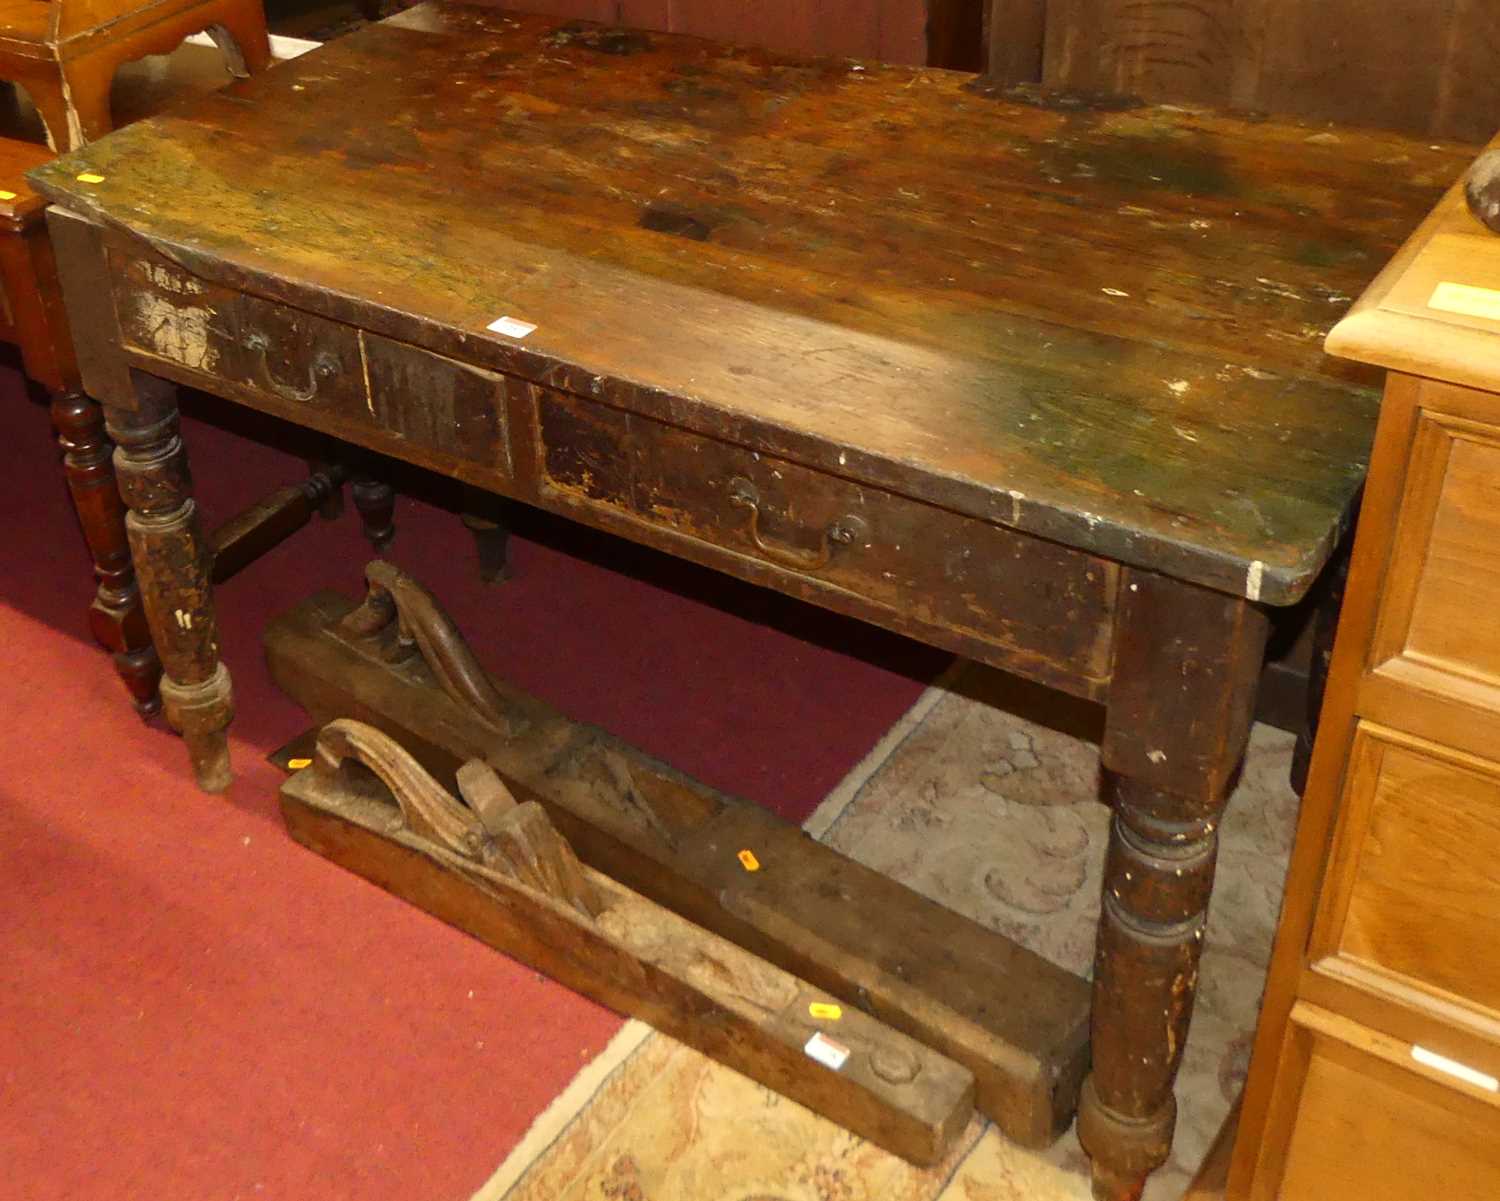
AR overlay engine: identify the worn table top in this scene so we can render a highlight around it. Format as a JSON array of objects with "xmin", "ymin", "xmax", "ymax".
[{"xmin": 30, "ymin": 3, "xmax": 1474, "ymax": 603}]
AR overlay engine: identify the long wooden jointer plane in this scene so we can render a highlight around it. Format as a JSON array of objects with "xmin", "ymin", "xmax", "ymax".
[
  {"xmin": 266, "ymin": 560, "xmax": 1093, "ymax": 1155},
  {"xmin": 279, "ymin": 714, "xmax": 973, "ymax": 1163}
]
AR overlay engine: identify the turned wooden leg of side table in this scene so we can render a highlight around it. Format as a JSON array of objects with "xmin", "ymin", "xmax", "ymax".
[
  {"xmin": 105, "ymin": 376, "xmax": 233, "ymax": 791},
  {"xmin": 204, "ymin": 0, "xmax": 274, "ymax": 76},
  {"xmin": 461, "ymin": 485, "xmax": 511, "ymax": 583},
  {"xmin": 1080, "ymin": 569, "xmax": 1270, "ymax": 1201},
  {"xmin": 1289, "ymin": 544, "xmax": 1347, "ymax": 795},
  {"xmin": 350, "ymin": 471, "xmax": 396, "ymax": 553},
  {"xmin": 50, "ymin": 389, "xmax": 162, "ymax": 716}
]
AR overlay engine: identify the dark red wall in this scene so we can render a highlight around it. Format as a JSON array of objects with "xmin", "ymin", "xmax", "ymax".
[{"xmin": 514, "ymin": 1, "xmax": 929, "ymax": 65}]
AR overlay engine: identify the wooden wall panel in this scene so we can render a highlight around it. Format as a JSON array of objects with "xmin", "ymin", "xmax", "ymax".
[
  {"xmin": 517, "ymin": 0, "xmax": 930, "ymax": 65},
  {"xmin": 516, "ymin": 0, "xmax": 615, "ymax": 22},
  {"xmin": 928, "ymin": 0, "xmax": 986, "ymax": 70},
  {"xmin": 1044, "ymin": 0, "xmax": 1247, "ymax": 106},
  {"xmin": 983, "ymin": 0, "xmax": 1045, "ymax": 82},
  {"xmin": 1041, "ymin": 0, "xmax": 1500, "ymax": 143}
]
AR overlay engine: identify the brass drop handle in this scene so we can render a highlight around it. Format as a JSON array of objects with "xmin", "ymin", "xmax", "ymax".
[
  {"xmin": 244, "ymin": 331, "xmax": 340, "ymax": 402},
  {"xmin": 727, "ymin": 476, "xmax": 867, "ymax": 573}
]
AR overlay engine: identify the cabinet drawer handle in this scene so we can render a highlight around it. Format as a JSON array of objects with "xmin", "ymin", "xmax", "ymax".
[
  {"xmin": 244, "ymin": 331, "xmax": 340, "ymax": 403},
  {"xmin": 727, "ymin": 476, "xmax": 867, "ymax": 573}
]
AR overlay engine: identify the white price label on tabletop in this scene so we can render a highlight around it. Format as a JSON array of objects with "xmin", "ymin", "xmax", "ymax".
[
  {"xmin": 487, "ymin": 315, "xmax": 537, "ymax": 338},
  {"xmin": 803, "ymin": 1031, "xmax": 850, "ymax": 1071}
]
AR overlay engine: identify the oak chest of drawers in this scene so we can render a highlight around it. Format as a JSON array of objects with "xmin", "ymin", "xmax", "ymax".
[{"xmin": 1229, "ymin": 141, "xmax": 1500, "ymax": 1198}]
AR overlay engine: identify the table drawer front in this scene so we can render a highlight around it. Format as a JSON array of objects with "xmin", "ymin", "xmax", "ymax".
[
  {"xmin": 1311, "ymin": 722, "xmax": 1500, "ymax": 1023},
  {"xmin": 537, "ymin": 391, "xmax": 1114, "ymax": 681},
  {"xmin": 1256, "ymin": 1006, "xmax": 1500, "ymax": 1201},
  {"xmin": 112, "ymin": 256, "xmax": 510, "ymax": 474},
  {"xmin": 361, "ymin": 332, "xmax": 512, "ymax": 473},
  {"xmin": 115, "ymin": 254, "xmax": 366, "ymax": 408}
]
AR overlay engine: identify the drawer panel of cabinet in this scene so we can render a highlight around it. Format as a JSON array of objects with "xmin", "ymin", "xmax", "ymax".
[
  {"xmin": 111, "ymin": 253, "xmax": 511, "ymax": 476},
  {"xmin": 536, "ymin": 389, "xmax": 1116, "ymax": 686},
  {"xmin": 1259, "ymin": 1005, "xmax": 1500, "ymax": 1201},
  {"xmin": 1311, "ymin": 722, "xmax": 1500, "ymax": 1023},
  {"xmin": 1371, "ymin": 405, "xmax": 1500, "ymax": 703}
]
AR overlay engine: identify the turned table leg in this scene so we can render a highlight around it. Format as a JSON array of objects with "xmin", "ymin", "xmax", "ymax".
[
  {"xmin": 304, "ymin": 456, "xmax": 346, "ymax": 521},
  {"xmin": 351, "ymin": 471, "xmax": 396, "ymax": 552},
  {"xmin": 460, "ymin": 485, "xmax": 511, "ymax": 583},
  {"xmin": 1290, "ymin": 545, "xmax": 1347, "ymax": 795},
  {"xmin": 51, "ymin": 390, "xmax": 162, "ymax": 717},
  {"xmin": 1080, "ymin": 772, "xmax": 1230, "ymax": 1199},
  {"xmin": 106, "ymin": 378, "xmax": 234, "ymax": 792},
  {"xmin": 1081, "ymin": 568, "xmax": 1270, "ymax": 1200}
]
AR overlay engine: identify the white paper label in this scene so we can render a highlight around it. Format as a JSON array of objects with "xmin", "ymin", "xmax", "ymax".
[
  {"xmin": 803, "ymin": 1031, "xmax": 850, "ymax": 1071},
  {"xmin": 1411, "ymin": 1045, "xmax": 1499, "ymax": 1092},
  {"xmin": 486, "ymin": 316, "xmax": 537, "ymax": 338},
  {"xmin": 1428, "ymin": 281, "xmax": 1500, "ymax": 323}
]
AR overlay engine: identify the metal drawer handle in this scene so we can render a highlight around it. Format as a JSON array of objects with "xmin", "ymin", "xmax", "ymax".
[
  {"xmin": 244, "ymin": 331, "xmax": 340, "ymax": 403},
  {"xmin": 727, "ymin": 476, "xmax": 867, "ymax": 573}
]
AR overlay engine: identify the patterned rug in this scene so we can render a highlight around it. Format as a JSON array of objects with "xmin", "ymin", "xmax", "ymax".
[{"xmin": 476, "ymin": 663, "xmax": 1301, "ymax": 1201}]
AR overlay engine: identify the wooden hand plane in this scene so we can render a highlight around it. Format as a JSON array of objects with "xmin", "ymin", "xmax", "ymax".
[
  {"xmin": 265, "ymin": 560, "xmax": 1091, "ymax": 1146},
  {"xmin": 280, "ymin": 717, "xmax": 974, "ymax": 1164}
]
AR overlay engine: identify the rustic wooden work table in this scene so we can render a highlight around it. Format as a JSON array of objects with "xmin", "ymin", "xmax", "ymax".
[{"xmin": 28, "ymin": 6, "xmax": 1472, "ymax": 1194}]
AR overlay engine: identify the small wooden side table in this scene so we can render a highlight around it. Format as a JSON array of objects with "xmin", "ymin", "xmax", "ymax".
[
  {"xmin": 0, "ymin": 134, "xmax": 160, "ymax": 711},
  {"xmin": 0, "ymin": 0, "xmax": 271, "ymax": 150},
  {"xmin": 1230, "ymin": 136, "xmax": 1500, "ymax": 1198}
]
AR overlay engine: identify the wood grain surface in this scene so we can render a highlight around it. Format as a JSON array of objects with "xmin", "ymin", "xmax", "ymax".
[
  {"xmin": 1042, "ymin": 0, "xmax": 1500, "ymax": 143},
  {"xmin": 29, "ymin": 4, "xmax": 1472, "ymax": 602}
]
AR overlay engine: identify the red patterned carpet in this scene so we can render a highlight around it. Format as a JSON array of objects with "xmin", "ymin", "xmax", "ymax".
[{"xmin": 0, "ymin": 361, "xmax": 944, "ymax": 1199}]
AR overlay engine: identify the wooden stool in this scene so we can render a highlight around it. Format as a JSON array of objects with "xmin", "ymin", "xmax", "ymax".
[{"xmin": 0, "ymin": 0, "xmax": 270, "ymax": 150}]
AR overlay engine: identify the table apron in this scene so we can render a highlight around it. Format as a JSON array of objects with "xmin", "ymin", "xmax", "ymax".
[{"xmin": 107, "ymin": 256, "xmax": 1119, "ymax": 700}]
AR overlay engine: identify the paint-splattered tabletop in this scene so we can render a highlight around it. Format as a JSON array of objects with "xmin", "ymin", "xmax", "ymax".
[{"xmin": 30, "ymin": 3, "xmax": 1475, "ymax": 602}]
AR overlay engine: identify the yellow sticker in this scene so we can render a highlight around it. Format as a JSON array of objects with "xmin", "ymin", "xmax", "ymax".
[
  {"xmin": 0, "ymin": 190, "xmax": 16, "ymax": 201},
  {"xmin": 809, "ymin": 1002, "xmax": 843, "ymax": 1021},
  {"xmin": 76, "ymin": 172, "xmax": 106, "ymax": 184},
  {"xmin": 737, "ymin": 849, "xmax": 760, "ymax": 872},
  {"xmin": 287, "ymin": 757, "xmax": 313, "ymax": 770}
]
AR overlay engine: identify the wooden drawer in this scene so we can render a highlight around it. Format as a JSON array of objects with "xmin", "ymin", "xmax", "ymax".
[
  {"xmin": 1370, "ymin": 402, "xmax": 1500, "ymax": 707},
  {"xmin": 1251, "ymin": 1003, "xmax": 1500, "ymax": 1201},
  {"xmin": 110, "ymin": 254, "xmax": 511, "ymax": 475},
  {"xmin": 1311, "ymin": 722, "xmax": 1500, "ymax": 1024},
  {"xmin": 536, "ymin": 391, "xmax": 1115, "ymax": 686}
]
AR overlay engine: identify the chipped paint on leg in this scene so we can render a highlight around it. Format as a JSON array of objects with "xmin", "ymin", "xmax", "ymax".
[{"xmin": 1246, "ymin": 559, "xmax": 1264, "ymax": 602}]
